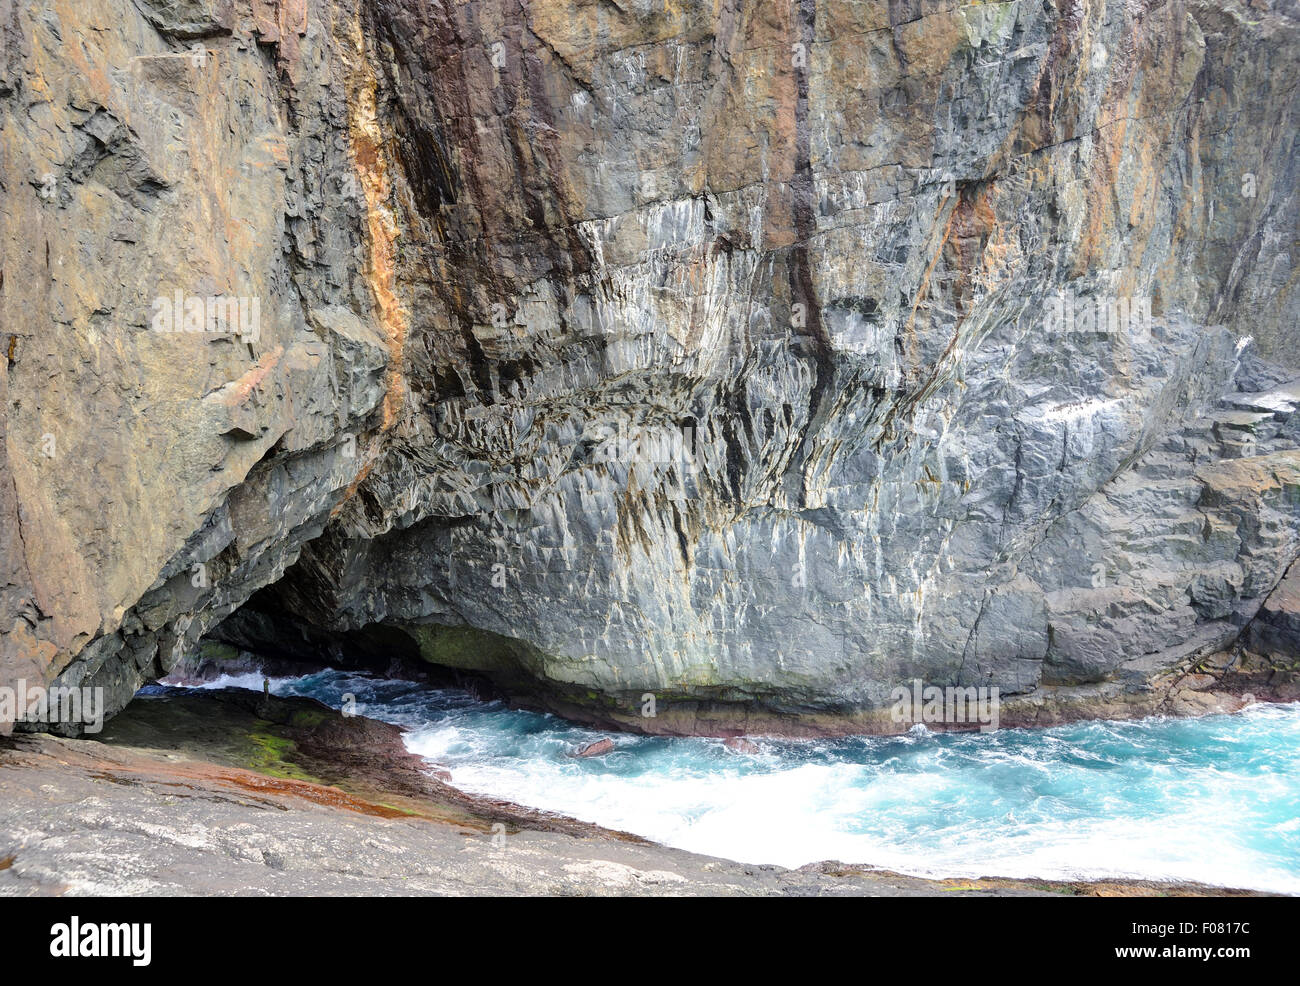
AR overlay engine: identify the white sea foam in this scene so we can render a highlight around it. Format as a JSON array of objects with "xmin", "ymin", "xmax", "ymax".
[
  {"xmin": 171, "ymin": 670, "xmax": 1300, "ymax": 893},
  {"xmin": 404, "ymin": 706, "xmax": 1300, "ymax": 894}
]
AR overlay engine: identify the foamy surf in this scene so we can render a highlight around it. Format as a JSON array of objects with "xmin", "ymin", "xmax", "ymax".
[{"xmin": 191, "ymin": 669, "xmax": 1300, "ymax": 894}]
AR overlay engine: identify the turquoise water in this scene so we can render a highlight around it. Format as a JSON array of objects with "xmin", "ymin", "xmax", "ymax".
[{"xmin": 195, "ymin": 670, "xmax": 1300, "ymax": 893}]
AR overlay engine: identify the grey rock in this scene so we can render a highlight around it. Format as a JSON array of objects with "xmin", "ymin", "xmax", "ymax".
[{"xmin": 1, "ymin": 0, "xmax": 1298, "ymax": 735}]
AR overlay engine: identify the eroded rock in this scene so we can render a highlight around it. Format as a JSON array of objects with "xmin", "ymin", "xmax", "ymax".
[
  {"xmin": 2, "ymin": 0, "xmax": 1298, "ymax": 735},
  {"xmin": 571, "ymin": 738, "xmax": 614, "ymax": 758}
]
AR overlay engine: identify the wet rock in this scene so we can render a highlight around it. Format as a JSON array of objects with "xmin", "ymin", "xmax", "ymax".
[
  {"xmin": 571, "ymin": 738, "xmax": 615, "ymax": 759},
  {"xmin": 724, "ymin": 737, "xmax": 759, "ymax": 754},
  {"xmin": 1248, "ymin": 561, "xmax": 1300, "ymax": 658},
  {"xmin": 91, "ymin": 686, "xmax": 617, "ymax": 837}
]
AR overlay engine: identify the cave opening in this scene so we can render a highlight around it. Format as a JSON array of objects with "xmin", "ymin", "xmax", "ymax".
[{"xmin": 181, "ymin": 581, "xmax": 510, "ymax": 706}]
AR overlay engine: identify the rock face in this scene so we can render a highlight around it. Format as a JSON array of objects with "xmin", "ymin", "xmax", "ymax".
[{"xmin": 2, "ymin": 0, "xmax": 1299, "ymax": 735}]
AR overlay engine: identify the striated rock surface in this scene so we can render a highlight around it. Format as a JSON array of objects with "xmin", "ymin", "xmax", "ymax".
[{"xmin": 2, "ymin": 0, "xmax": 1299, "ymax": 734}]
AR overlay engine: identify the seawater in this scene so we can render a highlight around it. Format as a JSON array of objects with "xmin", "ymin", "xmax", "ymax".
[{"xmin": 186, "ymin": 669, "xmax": 1300, "ymax": 893}]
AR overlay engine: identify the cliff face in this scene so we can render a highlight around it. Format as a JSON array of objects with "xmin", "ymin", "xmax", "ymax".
[{"xmin": 2, "ymin": 0, "xmax": 1299, "ymax": 735}]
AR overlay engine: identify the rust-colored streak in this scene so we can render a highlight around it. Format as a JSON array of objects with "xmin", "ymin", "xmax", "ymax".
[
  {"xmin": 226, "ymin": 346, "xmax": 284, "ymax": 405},
  {"xmin": 344, "ymin": 14, "xmax": 408, "ymax": 434},
  {"xmin": 90, "ymin": 763, "xmax": 417, "ymax": 820},
  {"xmin": 215, "ymin": 769, "xmax": 415, "ymax": 818},
  {"xmin": 900, "ymin": 191, "xmax": 960, "ymax": 369},
  {"xmin": 879, "ymin": 180, "xmax": 1007, "ymax": 447},
  {"xmin": 329, "ymin": 452, "xmax": 379, "ymax": 519}
]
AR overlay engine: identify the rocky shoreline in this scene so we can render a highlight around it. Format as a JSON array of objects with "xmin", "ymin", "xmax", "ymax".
[{"xmin": 0, "ymin": 688, "xmax": 1277, "ymax": 897}]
